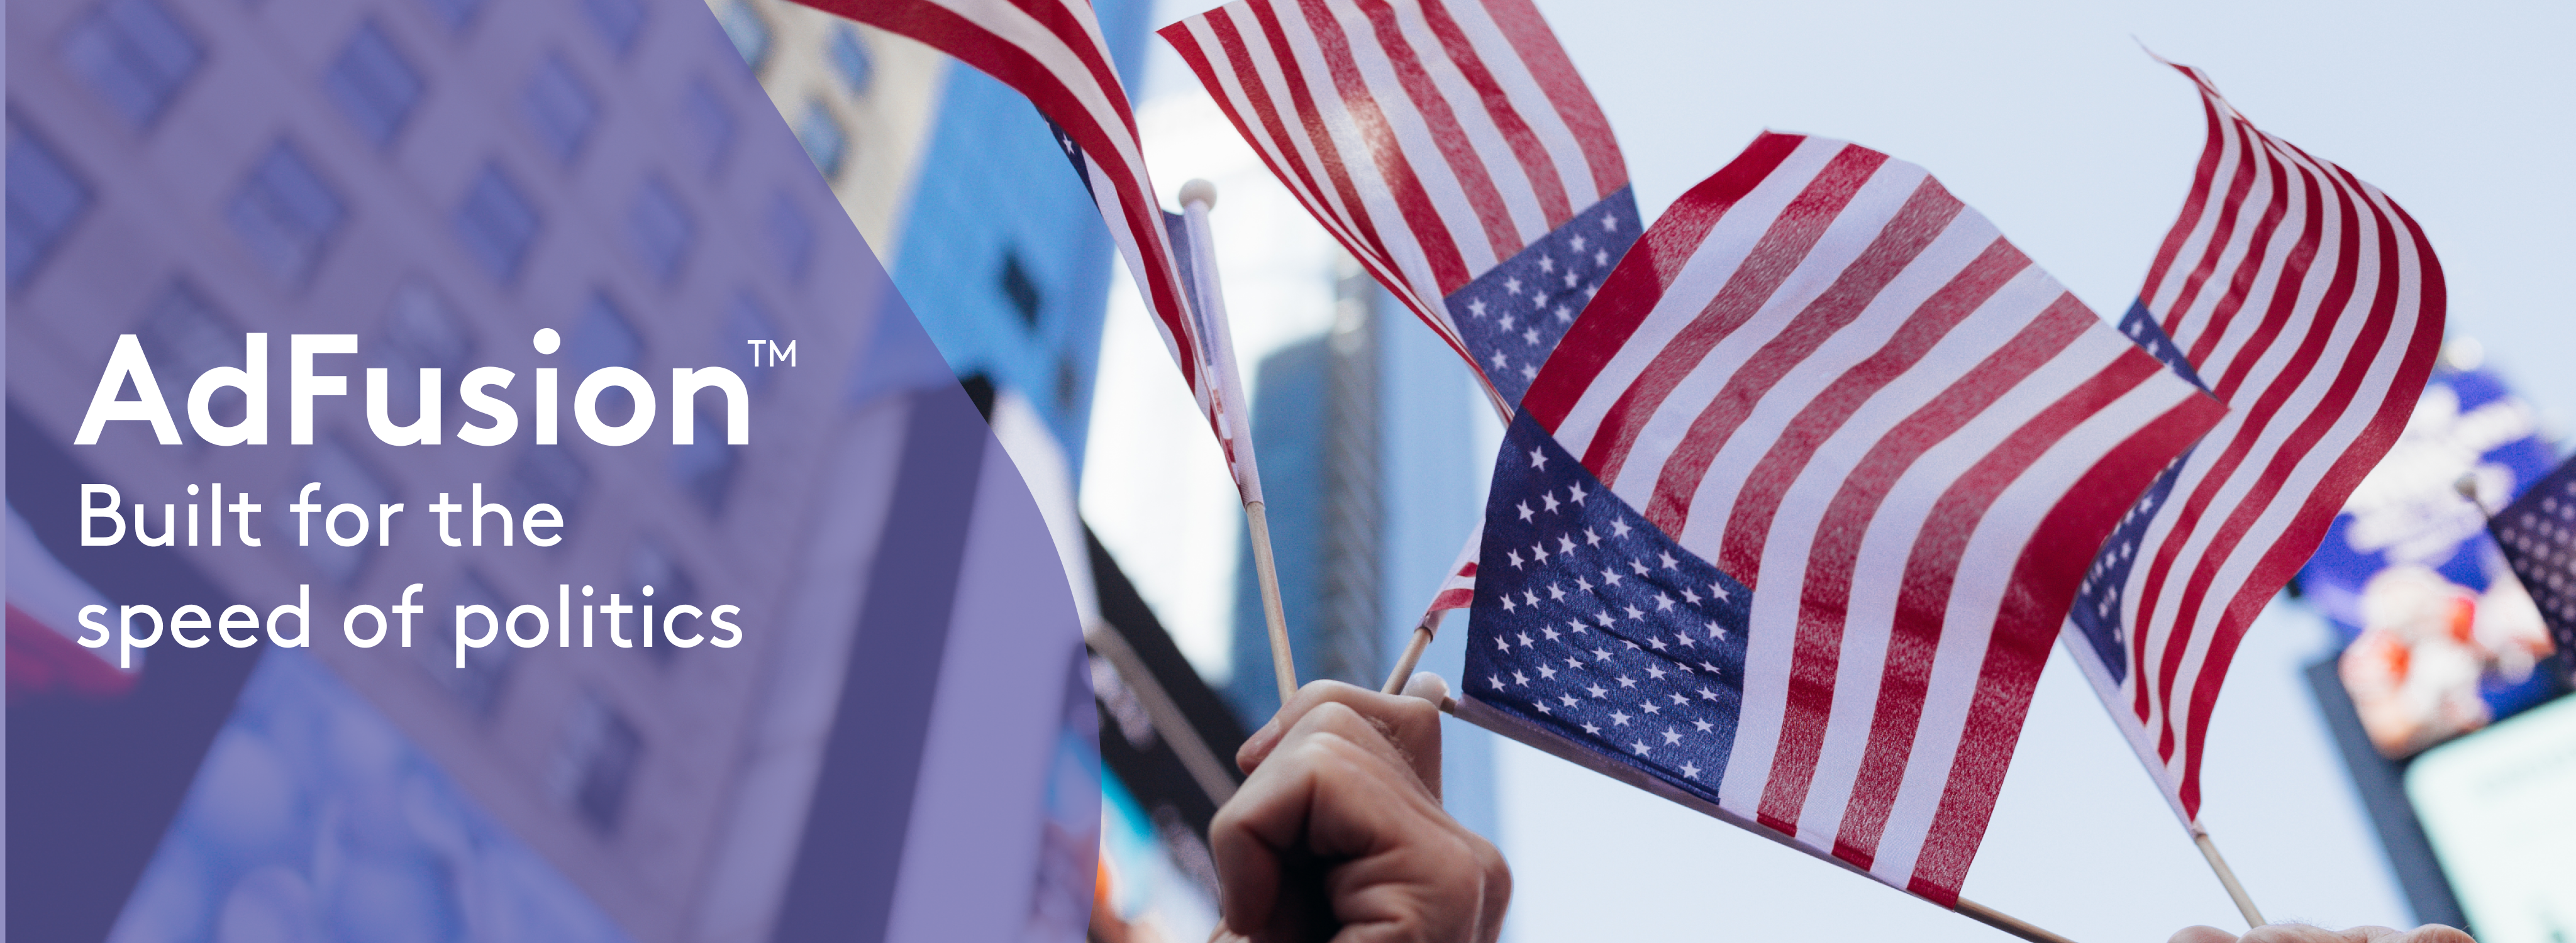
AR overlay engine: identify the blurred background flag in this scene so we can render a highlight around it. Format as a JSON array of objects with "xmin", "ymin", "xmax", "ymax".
[
  {"xmin": 1453, "ymin": 132, "xmax": 2223, "ymax": 907},
  {"xmin": 2058, "ymin": 60, "xmax": 2447, "ymax": 829},
  {"xmin": 2485, "ymin": 454, "xmax": 2576, "ymax": 688},
  {"xmin": 1159, "ymin": 0, "xmax": 1639, "ymax": 410}
]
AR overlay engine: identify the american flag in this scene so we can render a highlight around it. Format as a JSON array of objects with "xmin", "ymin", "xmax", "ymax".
[
  {"xmin": 1421, "ymin": 524, "xmax": 1480, "ymax": 620},
  {"xmin": 789, "ymin": 0, "xmax": 1260, "ymax": 496},
  {"xmin": 2489, "ymin": 455, "xmax": 2576, "ymax": 680},
  {"xmin": 1457, "ymin": 133, "xmax": 2223, "ymax": 905},
  {"xmin": 2059, "ymin": 62, "xmax": 2446, "ymax": 822},
  {"xmin": 1160, "ymin": 0, "xmax": 1639, "ymax": 409}
]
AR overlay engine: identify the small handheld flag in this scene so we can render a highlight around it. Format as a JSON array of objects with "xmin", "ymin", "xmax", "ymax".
[
  {"xmin": 2489, "ymin": 455, "xmax": 2576, "ymax": 683},
  {"xmin": 1160, "ymin": 0, "xmax": 1640, "ymax": 412},
  {"xmin": 1451, "ymin": 132, "xmax": 2223, "ymax": 908}
]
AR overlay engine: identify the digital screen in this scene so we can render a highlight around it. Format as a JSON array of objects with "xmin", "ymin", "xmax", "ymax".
[{"xmin": 2405, "ymin": 693, "xmax": 2576, "ymax": 942}]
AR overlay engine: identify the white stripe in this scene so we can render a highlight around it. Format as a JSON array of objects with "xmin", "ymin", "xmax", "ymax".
[
  {"xmin": 2144, "ymin": 105, "xmax": 2249, "ymax": 326},
  {"xmin": 1550, "ymin": 138, "xmax": 1846, "ymax": 457},
  {"xmin": 1270, "ymin": 2, "xmax": 1456, "ymax": 312},
  {"xmin": 1606, "ymin": 160, "xmax": 1928, "ymax": 524},
  {"xmin": 1319, "ymin": 0, "xmax": 1502, "ymax": 275},
  {"xmin": 1873, "ymin": 331, "xmax": 2189, "ymax": 886},
  {"xmin": 2158, "ymin": 118, "xmax": 2279, "ymax": 356},
  {"xmin": 1438, "ymin": 0, "xmax": 1602, "ymax": 211},
  {"xmin": 1376, "ymin": 0, "xmax": 1552, "ymax": 246},
  {"xmin": 2180, "ymin": 135, "xmax": 2320, "ymax": 389}
]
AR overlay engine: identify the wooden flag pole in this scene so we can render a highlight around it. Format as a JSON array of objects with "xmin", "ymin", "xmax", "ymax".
[
  {"xmin": 1412, "ymin": 683, "xmax": 2089, "ymax": 943},
  {"xmin": 1179, "ymin": 179, "xmax": 1298, "ymax": 704},
  {"xmin": 2194, "ymin": 830, "xmax": 2265, "ymax": 928},
  {"xmin": 1380, "ymin": 614, "xmax": 1438, "ymax": 694}
]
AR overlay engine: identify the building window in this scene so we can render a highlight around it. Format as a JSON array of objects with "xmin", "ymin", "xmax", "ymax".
[
  {"xmin": 136, "ymin": 280, "xmax": 245, "ymax": 426},
  {"xmin": 828, "ymin": 23, "xmax": 874, "ymax": 95},
  {"xmin": 228, "ymin": 140, "xmax": 345, "ymax": 285},
  {"xmin": 453, "ymin": 162, "xmax": 540, "ymax": 285},
  {"xmin": 416, "ymin": 0, "xmax": 484, "ymax": 33},
  {"xmin": 571, "ymin": 290, "xmax": 644, "ymax": 374},
  {"xmin": 726, "ymin": 289, "xmax": 778, "ymax": 392},
  {"xmin": 582, "ymin": 0, "xmax": 645, "ymax": 56},
  {"xmin": 7, "ymin": 120, "xmax": 92, "ymax": 293},
  {"xmin": 794, "ymin": 100, "xmax": 846, "ymax": 180},
  {"xmin": 625, "ymin": 177, "xmax": 694, "ymax": 284},
  {"xmin": 764, "ymin": 190, "xmax": 812, "ymax": 283},
  {"xmin": 431, "ymin": 570, "xmax": 518, "ymax": 715},
  {"xmin": 59, "ymin": 0, "xmax": 203, "ymax": 130},
  {"xmin": 999, "ymin": 248, "xmax": 1044, "ymax": 328},
  {"xmin": 325, "ymin": 19, "xmax": 424, "ymax": 148},
  {"xmin": 508, "ymin": 446, "xmax": 590, "ymax": 521},
  {"xmin": 375, "ymin": 281, "xmax": 475, "ymax": 422},
  {"xmin": 628, "ymin": 542, "xmax": 697, "ymax": 665},
  {"xmin": 670, "ymin": 404, "xmax": 738, "ymax": 514},
  {"xmin": 521, "ymin": 51, "xmax": 600, "ymax": 165},
  {"xmin": 298, "ymin": 438, "xmax": 395, "ymax": 587},
  {"xmin": 718, "ymin": 1, "xmax": 770, "ymax": 72},
  {"xmin": 684, "ymin": 77, "xmax": 736, "ymax": 178},
  {"xmin": 550, "ymin": 693, "xmax": 644, "ymax": 834}
]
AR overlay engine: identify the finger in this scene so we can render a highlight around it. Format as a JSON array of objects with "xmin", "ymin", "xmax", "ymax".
[
  {"xmin": 2396, "ymin": 927, "xmax": 2475, "ymax": 943},
  {"xmin": 2171, "ymin": 927, "xmax": 2238, "ymax": 943},
  {"xmin": 1240, "ymin": 680, "xmax": 1445, "ymax": 793},
  {"xmin": 1212, "ymin": 702, "xmax": 1440, "ymax": 936}
]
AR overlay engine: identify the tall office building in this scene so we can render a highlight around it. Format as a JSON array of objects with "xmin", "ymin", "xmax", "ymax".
[
  {"xmin": 1222, "ymin": 264, "xmax": 1504, "ymax": 848},
  {"xmin": 713, "ymin": 0, "xmax": 1148, "ymax": 475},
  {"xmin": 8, "ymin": 0, "xmax": 1087, "ymax": 940}
]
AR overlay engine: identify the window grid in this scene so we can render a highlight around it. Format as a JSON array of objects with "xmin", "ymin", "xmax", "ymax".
[
  {"xmin": 521, "ymin": 52, "xmax": 601, "ymax": 165},
  {"xmin": 453, "ymin": 162, "xmax": 541, "ymax": 284},
  {"xmin": 58, "ymin": 0, "xmax": 204, "ymax": 130},
  {"xmin": 228, "ymin": 140, "xmax": 347, "ymax": 285},
  {"xmin": 6, "ymin": 120, "xmax": 93, "ymax": 292},
  {"xmin": 325, "ymin": 19, "xmax": 425, "ymax": 148}
]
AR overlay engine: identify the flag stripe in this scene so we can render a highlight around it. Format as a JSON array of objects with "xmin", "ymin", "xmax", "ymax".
[{"xmin": 1474, "ymin": 0, "xmax": 1623, "ymax": 198}]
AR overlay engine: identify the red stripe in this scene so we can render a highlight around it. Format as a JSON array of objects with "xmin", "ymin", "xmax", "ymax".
[
  {"xmin": 2178, "ymin": 119, "xmax": 2300, "ymax": 375},
  {"xmin": 1414, "ymin": 0, "xmax": 1575, "ymax": 226},
  {"xmin": 1523, "ymin": 132, "xmax": 1801, "ymax": 431},
  {"xmin": 1343, "ymin": 0, "xmax": 1526, "ymax": 269},
  {"xmin": 1478, "ymin": 0, "xmax": 1624, "ymax": 200},
  {"xmin": 2136, "ymin": 146, "xmax": 2337, "ymax": 754},
  {"xmin": 1577, "ymin": 146, "xmax": 1885, "ymax": 493},
  {"xmin": 1642, "ymin": 177, "xmax": 1962, "ymax": 571},
  {"xmin": 2158, "ymin": 116, "xmax": 2265, "ymax": 350},
  {"xmin": 804, "ymin": 0, "xmax": 1200, "ymax": 397},
  {"xmin": 1903, "ymin": 367, "xmax": 2226, "ymax": 904},
  {"xmin": 1005, "ymin": 0, "xmax": 1138, "ymax": 134},
  {"xmin": 2139, "ymin": 87, "xmax": 2228, "ymax": 305},
  {"xmin": 2172, "ymin": 170, "xmax": 2445, "ymax": 818},
  {"xmin": 1740, "ymin": 240, "xmax": 2026, "ymax": 849},
  {"xmin": 1280, "ymin": 0, "xmax": 1475, "ymax": 294},
  {"xmin": 1752, "ymin": 294, "xmax": 2091, "ymax": 840}
]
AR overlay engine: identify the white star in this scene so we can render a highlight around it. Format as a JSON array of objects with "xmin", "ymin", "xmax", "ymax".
[
  {"xmin": 1610, "ymin": 519, "xmax": 1633, "ymax": 539},
  {"xmin": 1706, "ymin": 622, "xmax": 1729, "ymax": 641},
  {"xmin": 1557, "ymin": 534, "xmax": 1577, "ymax": 554},
  {"xmin": 1616, "ymin": 674, "xmax": 1636, "ymax": 688},
  {"xmin": 1623, "ymin": 604, "xmax": 1645, "ymax": 620},
  {"xmin": 1675, "ymin": 634, "xmax": 1696, "ymax": 648},
  {"xmin": 1568, "ymin": 483, "xmax": 1588, "ymax": 505},
  {"xmin": 1518, "ymin": 632, "xmax": 1536, "ymax": 648},
  {"xmin": 1594, "ymin": 248, "xmax": 1610, "ymax": 267},
  {"xmin": 1542, "ymin": 626, "xmax": 1562, "ymax": 641},
  {"xmin": 1523, "ymin": 590, "xmax": 1540, "ymax": 607},
  {"xmin": 1496, "ymin": 636, "xmax": 1513, "ymax": 651},
  {"xmin": 1568, "ymin": 622, "xmax": 1588, "ymax": 636},
  {"xmin": 1587, "ymin": 683, "xmax": 1608, "ymax": 698},
  {"xmin": 1640, "ymin": 701, "xmax": 1660, "ymax": 715},
  {"xmin": 1680, "ymin": 761, "xmax": 1701, "ymax": 780},
  {"xmin": 1574, "ymin": 576, "xmax": 1593, "ymax": 593},
  {"xmin": 1680, "ymin": 587, "xmax": 1701, "ymax": 605},
  {"xmin": 1513, "ymin": 670, "xmax": 1530, "ymax": 686},
  {"xmin": 1647, "ymin": 637, "xmax": 1669, "ymax": 653},
  {"xmin": 1555, "ymin": 305, "xmax": 1573, "ymax": 323},
  {"xmin": 1655, "ymin": 593, "xmax": 1676, "ymax": 612},
  {"xmin": 1529, "ymin": 448, "xmax": 1549, "ymax": 470},
  {"xmin": 1490, "ymin": 350, "xmax": 1511, "ymax": 370},
  {"xmin": 1646, "ymin": 664, "xmax": 1667, "ymax": 680},
  {"xmin": 1517, "ymin": 501, "xmax": 1535, "ymax": 522},
  {"xmin": 1468, "ymin": 298, "xmax": 1489, "ymax": 318},
  {"xmin": 1659, "ymin": 551, "xmax": 1679, "ymax": 570},
  {"xmin": 1585, "ymin": 528, "xmax": 1604, "ymax": 548},
  {"xmin": 1535, "ymin": 701, "xmax": 1553, "ymax": 714},
  {"xmin": 1538, "ymin": 663, "xmax": 1558, "ymax": 680},
  {"xmin": 1523, "ymin": 327, "xmax": 1541, "ymax": 345},
  {"xmin": 1572, "ymin": 234, "xmax": 1589, "ymax": 251},
  {"xmin": 1602, "ymin": 214, "xmax": 1619, "ymax": 231},
  {"xmin": 1632, "ymin": 740, "xmax": 1652, "ymax": 756},
  {"xmin": 1563, "ymin": 270, "xmax": 1579, "ymax": 289},
  {"xmin": 1520, "ymin": 364, "xmax": 1537, "ymax": 380},
  {"xmin": 1541, "ymin": 492, "xmax": 1561, "ymax": 514},
  {"xmin": 1531, "ymin": 543, "xmax": 1550, "ymax": 564},
  {"xmin": 1662, "ymin": 727, "xmax": 1684, "ymax": 746},
  {"xmin": 1487, "ymin": 674, "xmax": 1504, "ymax": 689},
  {"xmin": 1694, "ymin": 718, "xmax": 1715, "ymax": 732},
  {"xmin": 1507, "ymin": 549, "xmax": 1526, "ymax": 569},
  {"xmin": 1539, "ymin": 255, "xmax": 1555, "ymax": 273},
  {"xmin": 1505, "ymin": 276, "xmax": 1524, "ymax": 295},
  {"xmin": 1699, "ymin": 661, "xmax": 1721, "ymax": 675},
  {"xmin": 1630, "ymin": 559, "xmax": 1650, "ymax": 576},
  {"xmin": 1499, "ymin": 312, "xmax": 1518, "ymax": 331},
  {"xmin": 1610, "ymin": 710, "xmax": 1631, "ymax": 726},
  {"xmin": 1710, "ymin": 582, "xmax": 1731, "ymax": 602},
  {"xmin": 1565, "ymin": 656, "xmax": 1584, "ymax": 670},
  {"xmin": 1600, "ymin": 568, "xmax": 1622, "ymax": 587},
  {"xmin": 1583, "ymin": 722, "xmax": 1602, "ymax": 735},
  {"xmin": 1669, "ymin": 692, "xmax": 1689, "ymax": 706},
  {"xmin": 1594, "ymin": 612, "xmax": 1614, "ymax": 628},
  {"xmin": 1547, "ymin": 584, "xmax": 1566, "ymax": 602},
  {"xmin": 1560, "ymin": 693, "xmax": 1579, "ymax": 707},
  {"xmin": 1500, "ymin": 596, "xmax": 1518, "ymax": 614},
  {"xmin": 1531, "ymin": 292, "xmax": 1546, "ymax": 309},
  {"xmin": 1699, "ymin": 688, "xmax": 1720, "ymax": 702}
]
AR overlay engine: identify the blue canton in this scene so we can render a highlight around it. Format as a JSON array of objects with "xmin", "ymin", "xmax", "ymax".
[
  {"xmin": 2069, "ymin": 301, "xmax": 2211, "ymax": 681},
  {"xmin": 2491, "ymin": 457, "xmax": 2576, "ymax": 666},
  {"xmin": 1443, "ymin": 187, "xmax": 1642, "ymax": 405},
  {"xmin": 1467, "ymin": 411, "xmax": 1753, "ymax": 799}
]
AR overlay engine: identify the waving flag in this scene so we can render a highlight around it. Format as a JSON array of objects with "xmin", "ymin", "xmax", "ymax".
[
  {"xmin": 788, "ymin": 0, "xmax": 1262, "ymax": 495},
  {"xmin": 1160, "ymin": 0, "xmax": 1638, "ymax": 409},
  {"xmin": 2061, "ymin": 62, "xmax": 2446, "ymax": 822},
  {"xmin": 1451, "ymin": 133, "xmax": 2224, "ymax": 905},
  {"xmin": 2489, "ymin": 455, "xmax": 2576, "ymax": 685}
]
